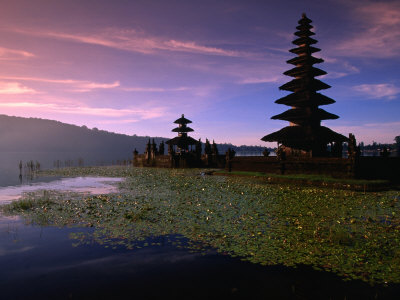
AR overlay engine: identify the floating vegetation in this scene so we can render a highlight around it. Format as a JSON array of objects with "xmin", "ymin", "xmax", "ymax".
[{"xmin": 2, "ymin": 166, "xmax": 400, "ymax": 285}]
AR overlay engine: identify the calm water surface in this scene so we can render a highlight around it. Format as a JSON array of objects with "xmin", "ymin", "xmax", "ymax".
[
  {"xmin": 0, "ymin": 177, "xmax": 123, "ymax": 204},
  {"xmin": 0, "ymin": 165, "xmax": 399, "ymax": 298},
  {"xmin": 1, "ymin": 215, "xmax": 397, "ymax": 299}
]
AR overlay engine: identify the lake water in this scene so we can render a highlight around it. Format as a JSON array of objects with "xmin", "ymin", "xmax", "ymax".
[
  {"xmin": 0, "ymin": 156, "xmax": 399, "ymax": 298},
  {"xmin": 0, "ymin": 151, "xmax": 130, "ymax": 187},
  {"xmin": 1, "ymin": 215, "xmax": 396, "ymax": 299},
  {"xmin": 0, "ymin": 176, "xmax": 123, "ymax": 204}
]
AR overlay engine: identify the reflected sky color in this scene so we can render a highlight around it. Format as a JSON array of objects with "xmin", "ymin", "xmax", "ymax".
[
  {"xmin": 0, "ymin": 177, "xmax": 123, "ymax": 203},
  {"xmin": 0, "ymin": 0, "xmax": 399, "ymax": 145}
]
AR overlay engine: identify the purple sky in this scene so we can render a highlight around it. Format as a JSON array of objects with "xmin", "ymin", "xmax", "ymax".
[{"xmin": 0, "ymin": 0, "xmax": 399, "ymax": 146}]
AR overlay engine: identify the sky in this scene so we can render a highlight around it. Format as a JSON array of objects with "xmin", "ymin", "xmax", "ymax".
[{"xmin": 0, "ymin": 0, "xmax": 399, "ymax": 147}]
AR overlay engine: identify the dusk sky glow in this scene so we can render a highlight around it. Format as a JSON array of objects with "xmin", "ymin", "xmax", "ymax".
[{"xmin": 0, "ymin": 0, "xmax": 399, "ymax": 146}]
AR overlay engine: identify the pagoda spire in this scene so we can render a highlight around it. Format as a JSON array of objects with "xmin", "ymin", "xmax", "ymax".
[
  {"xmin": 166, "ymin": 114, "xmax": 197, "ymax": 152},
  {"xmin": 261, "ymin": 14, "xmax": 347, "ymax": 157},
  {"xmin": 172, "ymin": 114, "xmax": 194, "ymax": 137}
]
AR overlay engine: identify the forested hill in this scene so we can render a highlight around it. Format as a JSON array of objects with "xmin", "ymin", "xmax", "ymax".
[
  {"xmin": 0, "ymin": 114, "xmax": 167, "ymax": 155},
  {"xmin": 0, "ymin": 115, "xmax": 272, "ymax": 160}
]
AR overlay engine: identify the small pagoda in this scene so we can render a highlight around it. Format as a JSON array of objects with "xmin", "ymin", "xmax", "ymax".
[
  {"xmin": 166, "ymin": 114, "xmax": 198, "ymax": 153},
  {"xmin": 261, "ymin": 13, "xmax": 347, "ymax": 157}
]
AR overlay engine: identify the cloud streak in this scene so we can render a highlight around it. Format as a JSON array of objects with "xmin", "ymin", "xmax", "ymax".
[
  {"xmin": 353, "ymin": 83, "xmax": 400, "ymax": 100},
  {"xmin": 0, "ymin": 101, "xmax": 166, "ymax": 119},
  {"xmin": 122, "ymin": 86, "xmax": 188, "ymax": 92},
  {"xmin": 335, "ymin": 2, "xmax": 400, "ymax": 58},
  {"xmin": 13, "ymin": 27, "xmax": 243, "ymax": 57},
  {"xmin": 0, "ymin": 76, "xmax": 120, "ymax": 92},
  {"xmin": 0, "ymin": 82, "xmax": 37, "ymax": 94},
  {"xmin": 238, "ymin": 76, "xmax": 280, "ymax": 84},
  {"xmin": 0, "ymin": 46, "xmax": 34, "ymax": 60}
]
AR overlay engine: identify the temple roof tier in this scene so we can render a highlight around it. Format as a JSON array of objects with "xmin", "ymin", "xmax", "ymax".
[
  {"xmin": 166, "ymin": 114, "xmax": 197, "ymax": 151},
  {"xmin": 279, "ymin": 78, "xmax": 331, "ymax": 92},
  {"xmin": 289, "ymin": 45, "xmax": 321, "ymax": 55},
  {"xmin": 261, "ymin": 125, "xmax": 348, "ymax": 149},
  {"xmin": 275, "ymin": 92, "xmax": 335, "ymax": 107},
  {"xmin": 173, "ymin": 114, "xmax": 192, "ymax": 124},
  {"xmin": 296, "ymin": 23, "xmax": 313, "ymax": 31},
  {"xmin": 172, "ymin": 126, "xmax": 194, "ymax": 133},
  {"xmin": 298, "ymin": 14, "xmax": 312, "ymax": 24},
  {"xmin": 166, "ymin": 136, "xmax": 198, "ymax": 148},
  {"xmin": 294, "ymin": 29, "xmax": 315, "ymax": 37},
  {"xmin": 292, "ymin": 36, "xmax": 318, "ymax": 46},
  {"xmin": 283, "ymin": 66, "xmax": 326, "ymax": 78},
  {"xmin": 286, "ymin": 56, "xmax": 323, "ymax": 66},
  {"xmin": 271, "ymin": 108, "xmax": 339, "ymax": 123}
]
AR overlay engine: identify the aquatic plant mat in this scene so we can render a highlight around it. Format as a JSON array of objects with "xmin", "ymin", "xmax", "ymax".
[
  {"xmin": 215, "ymin": 170, "xmax": 395, "ymax": 191},
  {"xmin": 2, "ymin": 166, "xmax": 400, "ymax": 285}
]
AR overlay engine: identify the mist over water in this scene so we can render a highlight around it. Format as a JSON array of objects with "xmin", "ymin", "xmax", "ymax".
[{"xmin": 0, "ymin": 151, "xmax": 131, "ymax": 187}]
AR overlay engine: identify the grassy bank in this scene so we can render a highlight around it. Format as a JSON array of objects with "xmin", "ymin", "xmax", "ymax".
[{"xmin": 2, "ymin": 166, "xmax": 400, "ymax": 285}]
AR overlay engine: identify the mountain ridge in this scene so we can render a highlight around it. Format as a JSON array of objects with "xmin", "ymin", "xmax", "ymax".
[
  {"xmin": 0, "ymin": 114, "xmax": 167, "ymax": 155},
  {"xmin": 0, "ymin": 114, "xmax": 270, "ymax": 159}
]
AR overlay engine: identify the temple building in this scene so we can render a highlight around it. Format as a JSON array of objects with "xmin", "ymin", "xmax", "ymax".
[
  {"xmin": 261, "ymin": 14, "xmax": 347, "ymax": 157},
  {"xmin": 166, "ymin": 114, "xmax": 198, "ymax": 153}
]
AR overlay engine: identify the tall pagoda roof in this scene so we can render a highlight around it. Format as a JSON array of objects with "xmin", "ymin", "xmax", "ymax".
[
  {"xmin": 289, "ymin": 45, "xmax": 321, "ymax": 55},
  {"xmin": 286, "ymin": 56, "xmax": 323, "ymax": 66},
  {"xmin": 261, "ymin": 126, "xmax": 347, "ymax": 149},
  {"xmin": 283, "ymin": 65, "xmax": 327, "ymax": 78},
  {"xmin": 294, "ymin": 29, "xmax": 315, "ymax": 37},
  {"xmin": 299, "ymin": 13, "xmax": 312, "ymax": 24},
  {"xmin": 279, "ymin": 78, "xmax": 331, "ymax": 92},
  {"xmin": 296, "ymin": 23, "xmax": 313, "ymax": 30},
  {"xmin": 275, "ymin": 92, "xmax": 335, "ymax": 107},
  {"xmin": 271, "ymin": 108, "xmax": 339, "ymax": 122},
  {"xmin": 261, "ymin": 13, "xmax": 348, "ymax": 153},
  {"xmin": 174, "ymin": 114, "xmax": 192, "ymax": 125},
  {"xmin": 292, "ymin": 36, "xmax": 318, "ymax": 46}
]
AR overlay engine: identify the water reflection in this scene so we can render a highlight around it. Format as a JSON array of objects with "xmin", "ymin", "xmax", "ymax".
[
  {"xmin": 0, "ymin": 215, "xmax": 397, "ymax": 299},
  {"xmin": 1, "ymin": 167, "xmax": 399, "ymax": 298},
  {"xmin": 0, "ymin": 151, "xmax": 129, "ymax": 187},
  {"xmin": 0, "ymin": 177, "xmax": 123, "ymax": 204}
]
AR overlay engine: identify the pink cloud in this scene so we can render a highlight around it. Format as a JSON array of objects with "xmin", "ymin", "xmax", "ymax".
[
  {"xmin": 122, "ymin": 86, "xmax": 188, "ymax": 92},
  {"xmin": 97, "ymin": 119, "xmax": 140, "ymax": 124},
  {"xmin": 335, "ymin": 2, "xmax": 400, "ymax": 58},
  {"xmin": 72, "ymin": 81, "xmax": 120, "ymax": 92},
  {"xmin": 13, "ymin": 27, "xmax": 244, "ymax": 57},
  {"xmin": 0, "ymin": 101, "xmax": 166, "ymax": 119},
  {"xmin": 239, "ymin": 76, "xmax": 280, "ymax": 84},
  {"xmin": 320, "ymin": 58, "xmax": 360, "ymax": 79},
  {"xmin": 0, "ymin": 76, "xmax": 120, "ymax": 92},
  {"xmin": 165, "ymin": 40, "xmax": 240, "ymax": 56},
  {"xmin": 0, "ymin": 47, "xmax": 34, "ymax": 60},
  {"xmin": 353, "ymin": 83, "xmax": 400, "ymax": 100},
  {"xmin": 0, "ymin": 82, "xmax": 37, "ymax": 94}
]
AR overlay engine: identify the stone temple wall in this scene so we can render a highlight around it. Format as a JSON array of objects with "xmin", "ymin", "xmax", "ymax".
[
  {"xmin": 133, "ymin": 151, "xmax": 399, "ymax": 180},
  {"xmin": 226, "ymin": 156, "xmax": 400, "ymax": 180}
]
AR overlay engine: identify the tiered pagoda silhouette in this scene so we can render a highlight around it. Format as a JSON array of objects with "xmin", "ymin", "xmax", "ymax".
[
  {"xmin": 134, "ymin": 114, "xmax": 225, "ymax": 168},
  {"xmin": 166, "ymin": 114, "xmax": 198, "ymax": 153},
  {"xmin": 132, "ymin": 15, "xmax": 399, "ymax": 180},
  {"xmin": 262, "ymin": 13, "xmax": 347, "ymax": 157}
]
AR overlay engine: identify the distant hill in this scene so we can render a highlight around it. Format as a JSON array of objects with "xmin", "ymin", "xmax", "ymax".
[
  {"xmin": 0, "ymin": 115, "xmax": 273, "ymax": 167},
  {"xmin": 0, "ymin": 114, "xmax": 167, "ymax": 161}
]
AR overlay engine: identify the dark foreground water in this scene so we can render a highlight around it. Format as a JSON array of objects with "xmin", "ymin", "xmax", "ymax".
[
  {"xmin": 1, "ymin": 215, "xmax": 399, "ymax": 300},
  {"xmin": 1, "ymin": 164, "xmax": 399, "ymax": 299}
]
